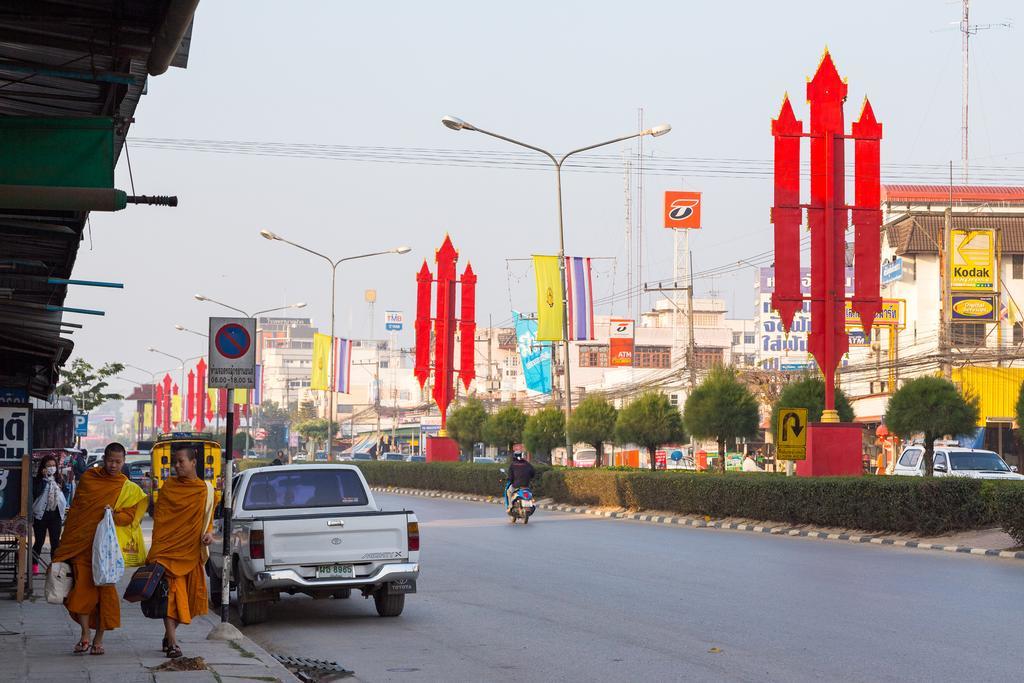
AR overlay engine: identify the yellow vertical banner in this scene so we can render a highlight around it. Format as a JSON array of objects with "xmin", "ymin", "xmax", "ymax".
[
  {"xmin": 235, "ymin": 388, "xmax": 248, "ymax": 404},
  {"xmin": 207, "ymin": 388, "xmax": 218, "ymax": 412},
  {"xmin": 533, "ymin": 255, "xmax": 564, "ymax": 341},
  {"xmin": 311, "ymin": 333, "xmax": 331, "ymax": 390},
  {"xmin": 171, "ymin": 395, "xmax": 182, "ymax": 423},
  {"xmin": 143, "ymin": 403, "xmax": 153, "ymax": 430}
]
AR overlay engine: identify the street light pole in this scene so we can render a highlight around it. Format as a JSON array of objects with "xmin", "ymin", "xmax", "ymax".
[
  {"xmin": 441, "ymin": 116, "xmax": 671, "ymax": 464},
  {"xmin": 260, "ymin": 229, "xmax": 410, "ymax": 459}
]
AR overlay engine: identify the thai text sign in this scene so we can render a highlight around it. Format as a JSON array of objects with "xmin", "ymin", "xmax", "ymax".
[
  {"xmin": 950, "ymin": 230, "xmax": 995, "ymax": 292},
  {"xmin": 776, "ymin": 407, "xmax": 808, "ymax": 461},
  {"xmin": 0, "ymin": 406, "xmax": 30, "ymax": 461},
  {"xmin": 844, "ymin": 299, "xmax": 904, "ymax": 329},
  {"xmin": 609, "ymin": 319, "xmax": 635, "ymax": 367}
]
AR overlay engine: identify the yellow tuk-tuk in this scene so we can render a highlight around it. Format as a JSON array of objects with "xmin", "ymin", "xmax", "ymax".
[{"xmin": 150, "ymin": 432, "xmax": 223, "ymax": 508}]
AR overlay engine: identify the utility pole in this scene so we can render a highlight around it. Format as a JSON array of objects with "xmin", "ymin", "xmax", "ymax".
[
  {"xmin": 644, "ymin": 280, "xmax": 697, "ymax": 390},
  {"xmin": 941, "ymin": 163, "xmax": 953, "ymax": 379}
]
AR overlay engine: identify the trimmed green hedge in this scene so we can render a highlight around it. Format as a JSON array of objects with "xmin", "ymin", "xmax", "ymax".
[
  {"xmin": 353, "ymin": 461, "xmax": 551, "ymax": 498},
  {"xmin": 355, "ymin": 462, "xmax": 1024, "ymax": 539}
]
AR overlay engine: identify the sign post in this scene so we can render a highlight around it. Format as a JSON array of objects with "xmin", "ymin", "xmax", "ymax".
[
  {"xmin": 208, "ymin": 317, "xmax": 255, "ymax": 624},
  {"xmin": 776, "ymin": 407, "xmax": 808, "ymax": 461}
]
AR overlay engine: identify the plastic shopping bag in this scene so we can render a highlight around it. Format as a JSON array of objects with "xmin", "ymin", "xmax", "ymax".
[
  {"xmin": 116, "ymin": 523, "xmax": 147, "ymax": 568},
  {"xmin": 92, "ymin": 507, "xmax": 125, "ymax": 585},
  {"xmin": 45, "ymin": 561, "xmax": 73, "ymax": 604}
]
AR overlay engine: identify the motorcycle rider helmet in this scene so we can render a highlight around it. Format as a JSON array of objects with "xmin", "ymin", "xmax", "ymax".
[{"xmin": 512, "ymin": 451, "xmax": 525, "ymax": 461}]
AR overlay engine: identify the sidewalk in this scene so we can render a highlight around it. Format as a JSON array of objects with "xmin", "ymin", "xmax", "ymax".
[{"xmin": 0, "ymin": 573, "xmax": 298, "ymax": 682}]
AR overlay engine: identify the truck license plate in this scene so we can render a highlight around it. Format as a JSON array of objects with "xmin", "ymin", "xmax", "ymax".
[{"xmin": 315, "ymin": 564, "xmax": 355, "ymax": 579}]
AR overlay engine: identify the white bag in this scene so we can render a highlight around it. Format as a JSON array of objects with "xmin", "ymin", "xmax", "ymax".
[
  {"xmin": 92, "ymin": 507, "xmax": 125, "ymax": 586},
  {"xmin": 45, "ymin": 561, "xmax": 73, "ymax": 604}
]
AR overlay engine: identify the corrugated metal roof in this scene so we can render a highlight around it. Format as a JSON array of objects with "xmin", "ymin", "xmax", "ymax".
[
  {"xmin": 882, "ymin": 185, "xmax": 1024, "ymax": 206},
  {"xmin": 0, "ymin": 2, "xmax": 196, "ymax": 399},
  {"xmin": 884, "ymin": 213, "xmax": 1024, "ymax": 255}
]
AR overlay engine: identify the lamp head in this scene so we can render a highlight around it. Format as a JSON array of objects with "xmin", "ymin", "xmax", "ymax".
[
  {"xmin": 174, "ymin": 325, "xmax": 185, "ymax": 331},
  {"xmin": 260, "ymin": 229, "xmax": 278, "ymax": 240},
  {"xmin": 293, "ymin": 302, "xmax": 308, "ymax": 309},
  {"xmin": 441, "ymin": 115, "xmax": 474, "ymax": 132},
  {"xmin": 648, "ymin": 123, "xmax": 672, "ymax": 137},
  {"xmin": 147, "ymin": 347, "xmax": 156, "ymax": 352},
  {"xmin": 194, "ymin": 294, "xmax": 207, "ymax": 302},
  {"xmin": 393, "ymin": 246, "xmax": 412, "ymax": 254}
]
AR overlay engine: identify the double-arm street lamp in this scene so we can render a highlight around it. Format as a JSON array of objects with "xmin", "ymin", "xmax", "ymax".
[
  {"xmin": 193, "ymin": 295, "xmax": 307, "ymax": 320},
  {"xmin": 441, "ymin": 115, "xmax": 671, "ymax": 463},
  {"xmin": 260, "ymin": 229, "xmax": 411, "ymax": 456}
]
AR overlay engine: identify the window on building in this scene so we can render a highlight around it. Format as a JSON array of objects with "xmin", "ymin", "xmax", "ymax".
[
  {"xmin": 732, "ymin": 332, "xmax": 741, "ymax": 345},
  {"xmin": 669, "ymin": 394, "xmax": 679, "ymax": 406},
  {"xmin": 579, "ymin": 345, "xmax": 609, "ymax": 368},
  {"xmin": 744, "ymin": 333, "xmax": 756, "ymax": 345},
  {"xmin": 693, "ymin": 347, "xmax": 724, "ymax": 369},
  {"xmin": 951, "ymin": 322, "xmax": 987, "ymax": 347},
  {"xmin": 635, "ymin": 346, "xmax": 671, "ymax": 369},
  {"xmin": 1015, "ymin": 323, "xmax": 1024, "ymax": 346},
  {"xmin": 1014, "ymin": 254, "xmax": 1024, "ymax": 280}
]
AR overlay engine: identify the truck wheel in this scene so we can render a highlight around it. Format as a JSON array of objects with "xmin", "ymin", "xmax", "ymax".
[
  {"xmin": 373, "ymin": 588, "xmax": 405, "ymax": 617},
  {"xmin": 237, "ymin": 575, "xmax": 271, "ymax": 625}
]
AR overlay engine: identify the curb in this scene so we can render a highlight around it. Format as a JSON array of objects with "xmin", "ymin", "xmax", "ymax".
[{"xmin": 372, "ymin": 486, "xmax": 1024, "ymax": 562}]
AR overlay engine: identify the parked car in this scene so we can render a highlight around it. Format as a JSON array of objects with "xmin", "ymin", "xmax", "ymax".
[
  {"xmin": 352, "ymin": 452, "xmax": 374, "ymax": 461},
  {"xmin": 381, "ymin": 452, "xmax": 405, "ymax": 462},
  {"xmin": 473, "ymin": 456, "xmax": 497, "ymax": 464},
  {"xmin": 124, "ymin": 461, "xmax": 153, "ymax": 495},
  {"xmin": 406, "ymin": 455, "xmax": 426, "ymax": 463},
  {"xmin": 893, "ymin": 446, "xmax": 1024, "ymax": 480},
  {"xmin": 208, "ymin": 464, "xmax": 419, "ymax": 625}
]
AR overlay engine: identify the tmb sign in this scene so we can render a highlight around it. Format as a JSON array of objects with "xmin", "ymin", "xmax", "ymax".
[
  {"xmin": 385, "ymin": 310, "xmax": 404, "ymax": 331},
  {"xmin": 208, "ymin": 317, "xmax": 256, "ymax": 388}
]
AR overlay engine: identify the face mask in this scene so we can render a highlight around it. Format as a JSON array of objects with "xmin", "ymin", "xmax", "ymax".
[{"xmin": 44, "ymin": 466, "xmax": 56, "ymax": 477}]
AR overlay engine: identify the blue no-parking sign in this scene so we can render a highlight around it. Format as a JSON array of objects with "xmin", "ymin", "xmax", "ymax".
[{"xmin": 208, "ymin": 317, "xmax": 256, "ymax": 388}]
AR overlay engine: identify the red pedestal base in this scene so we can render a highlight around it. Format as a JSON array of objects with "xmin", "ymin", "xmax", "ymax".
[
  {"xmin": 425, "ymin": 435, "xmax": 460, "ymax": 462},
  {"xmin": 795, "ymin": 422, "xmax": 864, "ymax": 476}
]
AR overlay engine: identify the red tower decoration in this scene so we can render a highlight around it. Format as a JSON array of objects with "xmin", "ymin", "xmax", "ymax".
[
  {"xmin": 772, "ymin": 50, "xmax": 881, "ymax": 475},
  {"xmin": 414, "ymin": 236, "xmax": 476, "ymax": 460}
]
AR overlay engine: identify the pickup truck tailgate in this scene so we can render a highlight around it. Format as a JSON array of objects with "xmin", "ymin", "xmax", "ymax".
[{"xmin": 262, "ymin": 512, "xmax": 410, "ymax": 567}]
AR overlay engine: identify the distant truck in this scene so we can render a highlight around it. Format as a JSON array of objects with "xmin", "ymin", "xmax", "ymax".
[{"xmin": 208, "ymin": 464, "xmax": 419, "ymax": 625}]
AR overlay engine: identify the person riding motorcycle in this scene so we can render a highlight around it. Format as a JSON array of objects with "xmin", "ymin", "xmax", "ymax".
[{"xmin": 504, "ymin": 452, "xmax": 535, "ymax": 510}]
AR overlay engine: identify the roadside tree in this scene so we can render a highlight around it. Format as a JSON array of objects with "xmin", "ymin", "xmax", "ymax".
[
  {"xmin": 446, "ymin": 397, "xmax": 488, "ymax": 457},
  {"xmin": 56, "ymin": 358, "xmax": 124, "ymax": 411},
  {"xmin": 770, "ymin": 376, "xmax": 854, "ymax": 444},
  {"xmin": 566, "ymin": 394, "xmax": 617, "ymax": 467},
  {"xmin": 616, "ymin": 392, "xmax": 686, "ymax": 472},
  {"xmin": 483, "ymin": 405, "xmax": 528, "ymax": 455},
  {"xmin": 884, "ymin": 376, "xmax": 979, "ymax": 476},
  {"xmin": 522, "ymin": 406, "xmax": 565, "ymax": 465},
  {"xmin": 683, "ymin": 367, "xmax": 759, "ymax": 473},
  {"xmin": 294, "ymin": 418, "xmax": 330, "ymax": 452}
]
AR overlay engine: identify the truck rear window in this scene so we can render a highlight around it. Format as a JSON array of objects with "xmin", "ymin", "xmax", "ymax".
[{"xmin": 242, "ymin": 469, "xmax": 368, "ymax": 510}]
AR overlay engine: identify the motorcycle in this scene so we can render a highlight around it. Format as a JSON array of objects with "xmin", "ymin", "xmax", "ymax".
[{"xmin": 499, "ymin": 468, "xmax": 536, "ymax": 524}]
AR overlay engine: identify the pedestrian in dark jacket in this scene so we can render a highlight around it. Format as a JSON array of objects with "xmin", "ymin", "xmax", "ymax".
[{"xmin": 31, "ymin": 455, "xmax": 67, "ymax": 574}]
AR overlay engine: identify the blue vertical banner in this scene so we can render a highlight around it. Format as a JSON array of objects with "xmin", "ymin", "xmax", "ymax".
[{"xmin": 513, "ymin": 311, "xmax": 552, "ymax": 395}]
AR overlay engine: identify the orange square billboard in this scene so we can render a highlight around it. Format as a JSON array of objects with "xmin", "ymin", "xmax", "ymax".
[{"xmin": 664, "ymin": 191, "xmax": 701, "ymax": 229}]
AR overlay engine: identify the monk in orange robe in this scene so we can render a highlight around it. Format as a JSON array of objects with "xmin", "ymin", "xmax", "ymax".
[
  {"xmin": 147, "ymin": 444, "xmax": 215, "ymax": 658},
  {"xmin": 52, "ymin": 442, "xmax": 143, "ymax": 655}
]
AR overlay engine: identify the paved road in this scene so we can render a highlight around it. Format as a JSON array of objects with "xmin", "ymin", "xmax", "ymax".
[{"xmin": 242, "ymin": 493, "xmax": 1024, "ymax": 682}]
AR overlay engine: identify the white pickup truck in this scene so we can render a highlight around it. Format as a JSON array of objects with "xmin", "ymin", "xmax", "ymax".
[{"xmin": 207, "ymin": 464, "xmax": 419, "ymax": 625}]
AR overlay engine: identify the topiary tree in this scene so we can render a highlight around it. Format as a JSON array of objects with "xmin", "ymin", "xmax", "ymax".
[
  {"xmin": 446, "ymin": 397, "xmax": 488, "ymax": 457},
  {"xmin": 770, "ymin": 375, "xmax": 854, "ymax": 445},
  {"xmin": 683, "ymin": 366, "xmax": 759, "ymax": 473},
  {"xmin": 295, "ymin": 418, "xmax": 330, "ymax": 452},
  {"xmin": 522, "ymin": 406, "xmax": 565, "ymax": 465},
  {"xmin": 567, "ymin": 394, "xmax": 618, "ymax": 467},
  {"xmin": 482, "ymin": 405, "xmax": 528, "ymax": 454},
  {"xmin": 615, "ymin": 392, "xmax": 686, "ymax": 472},
  {"xmin": 885, "ymin": 376, "xmax": 979, "ymax": 476}
]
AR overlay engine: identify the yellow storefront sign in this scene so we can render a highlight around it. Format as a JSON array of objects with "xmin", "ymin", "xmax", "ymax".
[
  {"xmin": 844, "ymin": 299, "xmax": 905, "ymax": 329},
  {"xmin": 776, "ymin": 407, "xmax": 808, "ymax": 461},
  {"xmin": 950, "ymin": 229, "xmax": 995, "ymax": 292}
]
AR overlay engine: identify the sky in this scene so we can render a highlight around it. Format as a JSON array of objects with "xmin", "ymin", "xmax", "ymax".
[{"xmin": 66, "ymin": 0, "xmax": 1024, "ymax": 384}]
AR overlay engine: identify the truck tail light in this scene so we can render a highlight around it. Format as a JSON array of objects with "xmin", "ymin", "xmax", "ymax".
[
  {"xmin": 249, "ymin": 530, "xmax": 265, "ymax": 560},
  {"xmin": 407, "ymin": 521, "xmax": 419, "ymax": 552}
]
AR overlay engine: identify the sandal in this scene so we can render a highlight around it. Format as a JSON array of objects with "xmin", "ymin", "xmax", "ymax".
[
  {"xmin": 89, "ymin": 643, "xmax": 105, "ymax": 656},
  {"xmin": 73, "ymin": 639, "xmax": 90, "ymax": 654},
  {"xmin": 166, "ymin": 644, "xmax": 182, "ymax": 659}
]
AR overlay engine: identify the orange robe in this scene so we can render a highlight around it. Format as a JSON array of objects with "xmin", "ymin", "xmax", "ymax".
[
  {"xmin": 52, "ymin": 468, "xmax": 134, "ymax": 631},
  {"xmin": 147, "ymin": 476, "xmax": 212, "ymax": 624}
]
